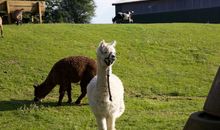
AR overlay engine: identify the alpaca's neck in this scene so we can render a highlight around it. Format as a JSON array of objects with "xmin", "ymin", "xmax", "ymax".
[
  {"xmin": 96, "ymin": 61, "xmax": 112, "ymax": 89},
  {"xmin": 39, "ymin": 79, "xmax": 56, "ymax": 98}
]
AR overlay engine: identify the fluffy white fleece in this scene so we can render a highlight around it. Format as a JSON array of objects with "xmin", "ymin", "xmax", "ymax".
[{"xmin": 87, "ymin": 40, "xmax": 125, "ymax": 130}]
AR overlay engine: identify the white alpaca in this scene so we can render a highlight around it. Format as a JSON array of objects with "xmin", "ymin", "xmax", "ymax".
[{"xmin": 87, "ymin": 40, "xmax": 125, "ymax": 130}]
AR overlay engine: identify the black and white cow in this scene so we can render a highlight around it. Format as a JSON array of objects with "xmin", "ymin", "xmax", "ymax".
[{"xmin": 112, "ymin": 11, "xmax": 134, "ymax": 24}]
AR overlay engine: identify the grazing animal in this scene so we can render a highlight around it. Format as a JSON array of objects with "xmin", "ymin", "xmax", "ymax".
[
  {"xmin": 13, "ymin": 9, "xmax": 24, "ymax": 25},
  {"xmin": 0, "ymin": 16, "xmax": 3, "ymax": 37},
  {"xmin": 34, "ymin": 56, "xmax": 97, "ymax": 105},
  {"xmin": 87, "ymin": 40, "xmax": 125, "ymax": 130},
  {"xmin": 112, "ymin": 11, "xmax": 134, "ymax": 24}
]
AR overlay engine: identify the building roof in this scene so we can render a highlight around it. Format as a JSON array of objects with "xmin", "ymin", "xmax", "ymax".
[{"xmin": 112, "ymin": 0, "xmax": 149, "ymax": 5}]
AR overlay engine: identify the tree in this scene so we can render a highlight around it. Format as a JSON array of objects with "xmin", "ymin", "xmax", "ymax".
[
  {"xmin": 45, "ymin": 0, "xmax": 65, "ymax": 23},
  {"xmin": 45, "ymin": 0, "xmax": 95, "ymax": 23}
]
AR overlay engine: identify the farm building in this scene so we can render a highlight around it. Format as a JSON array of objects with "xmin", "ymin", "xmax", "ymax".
[
  {"xmin": 0, "ymin": 0, "xmax": 45, "ymax": 24},
  {"xmin": 112, "ymin": 0, "xmax": 220, "ymax": 23}
]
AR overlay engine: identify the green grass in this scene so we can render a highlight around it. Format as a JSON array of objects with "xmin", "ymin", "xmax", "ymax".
[{"xmin": 0, "ymin": 23, "xmax": 220, "ymax": 130}]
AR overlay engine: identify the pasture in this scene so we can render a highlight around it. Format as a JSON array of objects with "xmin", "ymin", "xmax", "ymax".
[{"xmin": 0, "ymin": 23, "xmax": 220, "ymax": 130}]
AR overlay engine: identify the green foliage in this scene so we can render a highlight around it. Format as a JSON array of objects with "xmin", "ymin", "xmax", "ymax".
[
  {"xmin": 45, "ymin": 0, "xmax": 64, "ymax": 23},
  {"xmin": 61, "ymin": 0, "xmax": 96, "ymax": 23},
  {"xmin": 0, "ymin": 24, "xmax": 220, "ymax": 129},
  {"xmin": 45, "ymin": 0, "xmax": 95, "ymax": 23}
]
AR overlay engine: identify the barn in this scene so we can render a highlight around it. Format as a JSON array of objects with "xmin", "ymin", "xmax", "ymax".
[{"xmin": 112, "ymin": 0, "xmax": 220, "ymax": 23}]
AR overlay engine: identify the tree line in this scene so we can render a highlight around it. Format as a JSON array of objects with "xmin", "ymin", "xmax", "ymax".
[{"xmin": 45, "ymin": 0, "xmax": 96, "ymax": 23}]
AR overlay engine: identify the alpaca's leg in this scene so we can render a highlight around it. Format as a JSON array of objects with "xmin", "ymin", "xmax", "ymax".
[
  {"xmin": 20, "ymin": 19, "xmax": 23, "ymax": 25},
  {"xmin": 75, "ymin": 78, "xmax": 88, "ymax": 104},
  {"xmin": 107, "ymin": 116, "xmax": 116, "ymax": 130},
  {"xmin": 0, "ymin": 25, "xmax": 3, "ymax": 37},
  {"xmin": 66, "ymin": 83, "xmax": 72, "ymax": 104},
  {"xmin": 96, "ymin": 116, "xmax": 107, "ymax": 130},
  {"xmin": 57, "ymin": 84, "xmax": 66, "ymax": 106},
  {"xmin": 75, "ymin": 85, "xmax": 86, "ymax": 104}
]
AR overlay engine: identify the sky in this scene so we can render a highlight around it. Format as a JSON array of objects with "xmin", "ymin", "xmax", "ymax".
[{"xmin": 91, "ymin": 0, "xmax": 117, "ymax": 24}]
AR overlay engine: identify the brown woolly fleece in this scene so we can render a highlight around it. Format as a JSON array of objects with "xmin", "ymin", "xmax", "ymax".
[{"xmin": 34, "ymin": 56, "xmax": 97, "ymax": 105}]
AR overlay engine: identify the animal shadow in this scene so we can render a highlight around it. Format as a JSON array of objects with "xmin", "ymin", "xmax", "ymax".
[
  {"xmin": 0, "ymin": 99, "xmax": 88, "ymax": 111},
  {"xmin": 0, "ymin": 99, "xmax": 33, "ymax": 111}
]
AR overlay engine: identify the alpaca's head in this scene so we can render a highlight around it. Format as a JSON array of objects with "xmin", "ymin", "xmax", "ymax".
[
  {"xmin": 97, "ymin": 40, "xmax": 117, "ymax": 67},
  {"xmin": 33, "ymin": 84, "xmax": 45, "ymax": 103}
]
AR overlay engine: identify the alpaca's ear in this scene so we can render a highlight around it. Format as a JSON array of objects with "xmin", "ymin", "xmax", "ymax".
[
  {"xmin": 111, "ymin": 40, "xmax": 117, "ymax": 47},
  {"xmin": 99, "ymin": 40, "xmax": 106, "ymax": 49},
  {"xmin": 97, "ymin": 40, "xmax": 105, "ymax": 54},
  {"xmin": 99, "ymin": 40, "xmax": 105, "ymax": 47}
]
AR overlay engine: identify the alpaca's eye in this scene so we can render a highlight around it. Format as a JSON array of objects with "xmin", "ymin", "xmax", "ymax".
[{"xmin": 101, "ymin": 49, "xmax": 108, "ymax": 54}]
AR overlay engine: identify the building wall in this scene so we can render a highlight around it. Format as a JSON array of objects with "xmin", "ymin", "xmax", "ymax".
[
  {"xmin": 116, "ymin": 0, "xmax": 220, "ymax": 14},
  {"xmin": 133, "ymin": 6, "xmax": 220, "ymax": 23},
  {"xmin": 114, "ymin": 0, "xmax": 220, "ymax": 23}
]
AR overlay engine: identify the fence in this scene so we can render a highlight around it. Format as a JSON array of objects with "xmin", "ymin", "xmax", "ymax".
[{"xmin": 0, "ymin": 0, "xmax": 45, "ymax": 23}]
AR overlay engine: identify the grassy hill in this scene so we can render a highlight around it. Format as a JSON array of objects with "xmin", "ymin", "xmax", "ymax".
[{"xmin": 0, "ymin": 23, "xmax": 220, "ymax": 130}]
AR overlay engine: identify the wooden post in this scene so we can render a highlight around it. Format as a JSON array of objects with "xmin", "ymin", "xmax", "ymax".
[
  {"xmin": 38, "ymin": 2, "xmax": 42, "ymax": 23},
  {"xmin": 6, "ymin": 1, "xmax": 11, "ymax": 24}
]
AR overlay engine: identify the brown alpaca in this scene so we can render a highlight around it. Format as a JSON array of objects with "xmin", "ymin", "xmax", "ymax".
[
  {"xmin": 0, "ymin": 16, "xmax": 3, "ymax": 37},
  {"xmin": 13, "ymin": 9, "xmax": 24, "ymax": 25},
  {"xmin": 34, "ymin": 56, "xmax": 97, "ymax": 105}
]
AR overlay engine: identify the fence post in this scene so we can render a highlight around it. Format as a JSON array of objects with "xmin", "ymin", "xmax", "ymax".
[
  {"xmin": 38, "ymin": 2, "xmax": 42, "ymax": 23},
  {"xmin": 6, "ymin": 1, "xmax": 11, "ymax": 24}
]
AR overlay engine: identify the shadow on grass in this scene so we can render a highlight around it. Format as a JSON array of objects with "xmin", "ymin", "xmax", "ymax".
[{"xmin": 0, "ymin": 99, "xmax": 89, "ymax": 111}]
